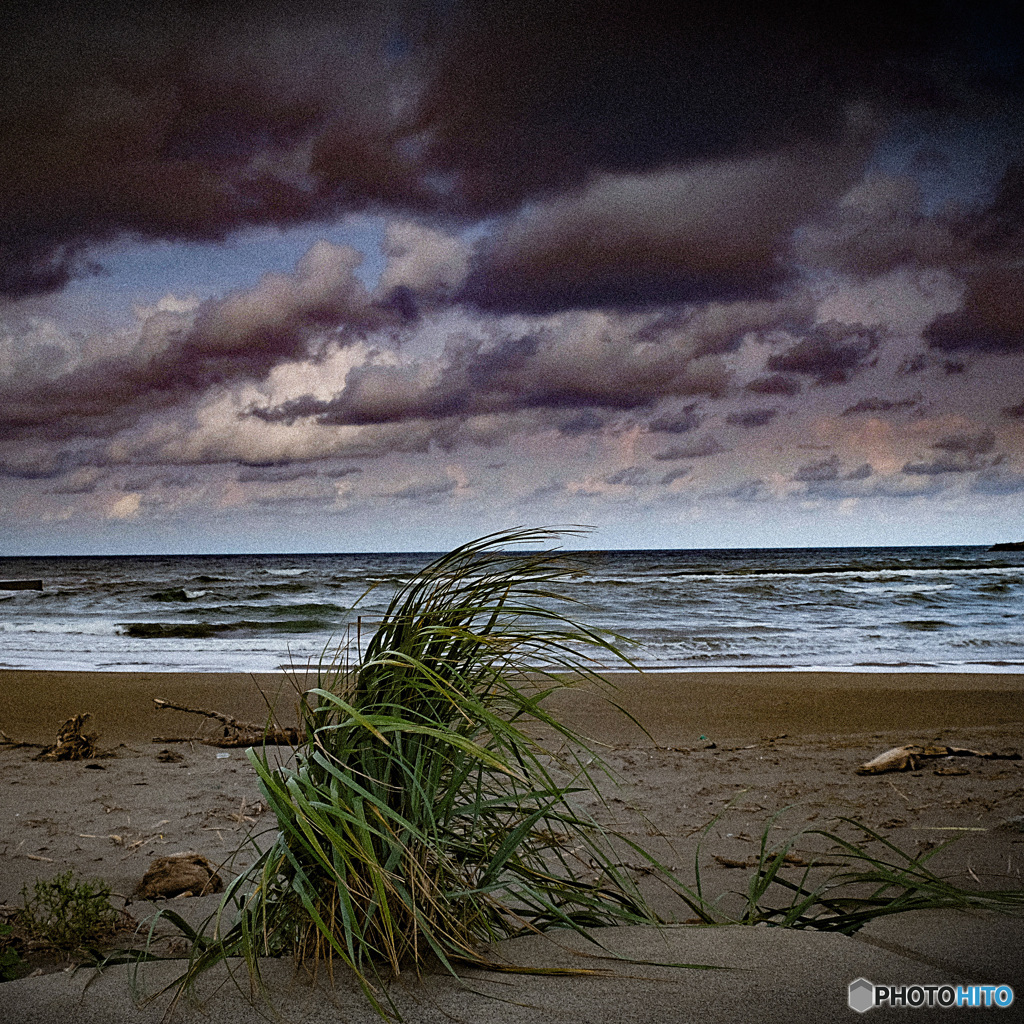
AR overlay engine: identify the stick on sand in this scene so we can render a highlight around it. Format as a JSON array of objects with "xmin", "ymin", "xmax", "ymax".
[{"xmin": 152, "ymin": 698, "xmax": 299, "ymax": 747}]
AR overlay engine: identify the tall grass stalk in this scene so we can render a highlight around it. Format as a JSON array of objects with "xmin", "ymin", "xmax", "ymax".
[
  {"xmin": 682, "ymin": 810, "xmax": 1024, "ymax": 932},
  {"xmin": 157, "ymin": 528, "xmax": 673, "ymax": 1015}
]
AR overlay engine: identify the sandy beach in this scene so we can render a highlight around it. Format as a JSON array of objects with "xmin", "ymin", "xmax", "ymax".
[{"xmin": 2, "ymin": 668, "xmax": 1023, "ymax": 1021}]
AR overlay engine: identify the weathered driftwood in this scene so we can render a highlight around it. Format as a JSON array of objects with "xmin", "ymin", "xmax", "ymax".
[
  {"xmin": 857, "ymin": 743, "xmax": 1022, "ymax": 775},
  {"xmin": 137, "ymin": 852, "xmax": 223, "ymax": 900},
  {"xmin": 0, "ymin": 730, "xmax": 45, "ymax": 749},
  {"xmin": 36, "ymin": 713, "xmax": 98, "ymax": 761},
  {"xmin": 152, "ymin": 698, "xmax": 299, "ymax": 747}
]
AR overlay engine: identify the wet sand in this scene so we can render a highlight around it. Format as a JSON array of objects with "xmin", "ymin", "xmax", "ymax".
[{"xmin": 2, "ymin": 668, "xmax": 1022, "ymax": 746}]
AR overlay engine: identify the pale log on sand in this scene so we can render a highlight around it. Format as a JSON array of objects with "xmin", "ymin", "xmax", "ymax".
[
  {"xmin": 152, "ymin": 697, "xmax": 299, "ymax": 746},
  {"xmin": 857, "ymin": 743, "xmax": 1022, "ymax": 774}
]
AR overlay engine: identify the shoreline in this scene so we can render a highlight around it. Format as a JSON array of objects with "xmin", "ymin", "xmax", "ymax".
[{"xmin": 1, "ymin": 668, "xmax": 1021, "ymax": 746}]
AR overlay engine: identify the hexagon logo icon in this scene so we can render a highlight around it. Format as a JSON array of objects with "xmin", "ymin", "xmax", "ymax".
[{"xmin": 849, "ymin": 977, "xmax": 875, "ymax": 1013}]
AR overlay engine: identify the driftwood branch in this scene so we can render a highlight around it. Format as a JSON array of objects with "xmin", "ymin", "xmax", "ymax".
[
  {"xmin": 0, "ymin": 730, "xmax": 46, "ymax": 749},
  {"xmin": 152, "ymin": 698, "xmax": 298, "ymax": 747},
  {"xmin": 857, "ymin": 743, "xmax": 1022, "ymax": 775}
]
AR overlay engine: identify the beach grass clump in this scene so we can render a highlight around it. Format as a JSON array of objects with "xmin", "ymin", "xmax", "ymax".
[
  {"xmin": 159, "ymin": 528, "xmax": 667, "ymax": 1015},
  {"xmin": 17, "ymin": 871, "xmax": 122, "ymax": 954}
]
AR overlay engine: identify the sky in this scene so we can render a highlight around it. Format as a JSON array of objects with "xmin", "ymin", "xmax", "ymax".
[{"xmin": 2, "ymin": 0, "xmax": 1023, "ymax": 555}]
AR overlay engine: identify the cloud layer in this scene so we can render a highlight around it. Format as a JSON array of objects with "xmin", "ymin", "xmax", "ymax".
[{"xmin": 2, "ymin": 2, "xmax": 1023, "ymax": 550}]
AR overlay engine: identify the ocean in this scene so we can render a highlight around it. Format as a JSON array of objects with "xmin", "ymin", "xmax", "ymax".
[{"xmin": 0, "ymin": 545, "xmax": 1021, "ymax": 674}]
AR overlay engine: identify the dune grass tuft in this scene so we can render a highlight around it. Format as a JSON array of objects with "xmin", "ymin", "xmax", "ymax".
[{"xmin": 155, "ymin": 528, "xmax": 670, "ymax": 1015}]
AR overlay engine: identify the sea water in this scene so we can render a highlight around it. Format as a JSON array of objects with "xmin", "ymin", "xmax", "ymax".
[{"xmin": 0, "ymin": 546, "xmax": 1021, "ymax": 673}]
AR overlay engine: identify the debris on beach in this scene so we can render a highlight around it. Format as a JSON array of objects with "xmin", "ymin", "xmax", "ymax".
[
  {"xmin": 36, "ymin": 713, "xmax": 97, "ymax": 761},
  {"xmin": 152, "ymin": 697, "xmax": 299, "ymax": 747},
  {"xmin": 712, "ymin": 852, "xmax": 847, "ymax": 869},
  {"xmin": 0, "ymin": 730, "xmax": 44, "ymax": 750},
  {"xmin": 137, "ymin": 852, "xmax": 223, "ymax": 900},
  {"xmin": 856, "ymin": 743, "xmax": 1021, "ymax": 775}
]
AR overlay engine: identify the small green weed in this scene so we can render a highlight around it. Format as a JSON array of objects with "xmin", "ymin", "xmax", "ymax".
[
  {"xmin": 0, "ymin": 923, "xmax": 22, "ymax": 981},
  {"xmin": 18, "ymin": 871, "xmax": 122, "ymax": 953}
]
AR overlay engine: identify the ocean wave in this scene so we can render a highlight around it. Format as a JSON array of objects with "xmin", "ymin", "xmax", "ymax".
[
  {"xmin": 119, "ymin": 618, "xmax": 334, "ymax": 639},
  {"xmin": 247, "ymin": 582, "xmax": 311, "ymax": 597},
  {"xmin": 145, "ymin": 588, "xmax": 191, "ymax": 602},
  {"xmin": 202, "ymin": 601, "xmax": 349, "ymax": 619},
  {"xmin": 657, "ymin": 564, "xmax": 1023, "ymax": 581},
  {"xmin": 977, "ymin": 581, "xmax": 1014, "ymax": 594}
]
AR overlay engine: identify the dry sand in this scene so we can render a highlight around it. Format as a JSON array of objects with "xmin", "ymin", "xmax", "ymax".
[{"xmin": 1, "ymin": 668, "xmax": 1023, "ymax": 1021}]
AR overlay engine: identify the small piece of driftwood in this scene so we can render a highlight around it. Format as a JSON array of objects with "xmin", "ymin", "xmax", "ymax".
[
  {"xmin": 152, "ymin": 698, "xmax": 299, "ymax": 747},
  {"xmin": 36, "ymin": 713, "xmax": 98, "ymax": 761},
  {"xmin": 857, "ymin": 744, "xmax": 1022, "ymax": 775}
]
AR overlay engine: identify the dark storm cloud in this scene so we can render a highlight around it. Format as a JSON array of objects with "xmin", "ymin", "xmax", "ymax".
[
  {"xmin": 251, "ymin": 317, "xmax": 733, "ymax": 428},
  {"xmin": 973, "ymin": 468, "xmax": 1024, "ymax": 494},
  {"xmin": 934, "ymin": 430, "xmax": 996, "ymax": 455},
  {"xmin": 842, "ymin": 396, "xmax": 919, "ymax": 415},
  {"xmin": 48, "ymin": 472, "xmax": 99, "ymax": 494},
  {"xmin": 844, "ymin": 463, "xmax": 873, "ymax": 480},
  {"xmin": 794, "ymin": 175, "xmax": 968, "ymax": 280},
  {"xmin": 899, "ymin": 353, "xmax": 929, "ymax": 375},
  {"xmin": 457, "ymin": 146, "xmax": 866, "ymax": 313},
  {"xmin": 719, "ymin": 478, "xmax": 767, "ymax": 501},
  {"xmin": 923, "ymin": 165, "xmax": 1024, "ymax": 353},
  {"xmin": 746, "ymin": 374, "xmax": 802, "ymax": 396},
  {"xmin": 3, "ymin": 0, "xmax": 1020, "ymax": 297},
  {"xmin": 653, "ymin": 437, "xmax": 726, "ymax": 460},
  {"xmin": 648, "ymin": 405, "xmax": 702, "ymax": 434},
  {"xmin": 236, "ymin": 464, "xmax": 322, "ymax": 484},
  {"xmin": 902, "ymin": 431, "xmax": 997, "ymax": 474},
  {"xmin": 0, "ymin": 2, "xmax": 438, "ymax": 296},
  {"xmin": 727, "ymin": 408, "xmax": 778, "ymax": 428},
  {"xmin": 414, "ymin": 0, "xmax": 1021, "ymax": 217},
  {"xmin": 1, "ymin": 241, "xmax": 391, "ymax": 440},
  {"xmin": 1004, "ymin": 400, "xmax": 1024, "ymax": 419},
  {"xmin": 902, "ymin": 456, "xmax": 972, "ymax": 475},
  {"xmin": 792, "ymin": 456, "xmax": 841, "ymax": 481},
  {"xmin": 924, "ymin": 268, "xmax": 1024, "ymax": 352},
  {"xmin": 765, "ymin": 322, "xmax": 880, "ymax": 385},
  {"xmin": 124, "ymin": 466, "xmax": 198, "ymax": 489},
  {"xmin": 391, "ymin": 476, "xmax": 457, "ymax": 501},
  {"xmin": 603, "ymin": 466, "xmax": 648, "ymax": 487},
  {"xmin": 558, "ymin": 411, "xmax": 607, "ymax": 436},
  {"xmin": 660, "ymin": 467, "xmax": 692, "ymax": 485}
]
